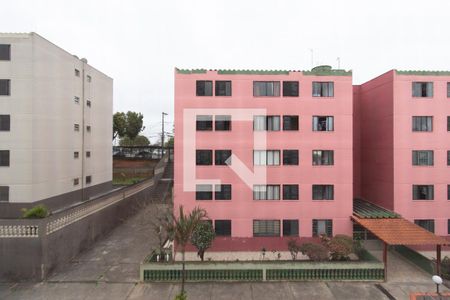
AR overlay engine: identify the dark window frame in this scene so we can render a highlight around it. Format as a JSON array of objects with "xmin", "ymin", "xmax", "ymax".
[
  {"xmin": 253, "ymin": 81, "xmax": 281, "ymax": 97},
  {"xmin": 196, "ymin": 115, "xmax": 213, "ymax": 131},
  {"xmin": 312, "ymin": 185, "xmax": 334, "ymax": 200},
  {"xmin": 412, "ymin": 185, "xmax": 434, "ymax": 200},
  {"xmin": 0, "ymin": 150, "xmax": 10, "ymax": 167},
  {"xmin": 282, "ymin": 81, "xmax": 299, "ymax": 97},
  {"xmin": 312, "ymin": 82, "xmax": 334, "ymax": 97},
  {"xmin": 215, "ymin": 150, "xmax": 231, "ymax": 165},
  {"xmin": 0, "ymin": 44, "xmax": 11, "ymax": 61},
  {"xmin": 283, "ymin": 219, "xmax": 299, "ymax": 236},
  {"xmin": 86, "ymin": 175, "xmax": 92, "ymax": 184},
  {"xmin": 215, "ymin": 220, "xmax": 232, "ymax": 236},
  {"xmin": 414, "ymin": 219, "xmax": 435, "ymax": 233},
  {"xmin": 312, "ymin": 219, "xmax": 333, "ymax": 237},
  {"xmin": 196, "ymin": 184, "xmax": 213, "ymax": 200},
  {"xmin": 0, "ymin": 186, "xmax": 9, "ymax": 202},
  {"xmin": 412, "ymin": 82, "xmax": 433, "ymax": 98},
  {"xmin": 196, "ymin": 80, "xmax": 213, "ymax": 96},
  {"xmin": 283, "ymin": 115, "xmax": 299, "ymax": 131},
  {"xmin": 215, "ymin": 115, "xmax": 231, "ymax": 131},
  {"xmin": 283, "ymin": 150, "xmax": 299, "ymax": 165},
  {"xmin": 412, "ymin": 150, "xmax": 434, "ymax": 166},
  {"xmin": 0, "ymin": 115, "xmax": 10, "ymax": 131},
  {"xmin": 196, "ymin": 150, "xmax": 212, "ymax": 165},
  {"xmin": 283, "ymin": 184, "xmax": 299, "ymax": 200},
  {"xmin": 312, "ymin": 150, "xmax": 334, "ymax": 166},
  {"xmin": 0, "ymin": 79, "xmax": 11, "ymax": 96},
  {"xmin": 215, "ymin": 184, "xmax": 232, "ymax": 200},
  {"xmin": 253, "ymin": 220, "xmax": 281, "ymax": 237},
  {"xmin": 215, "ymin": 81, "xmax": 232, "ymax": 96},
  {"xmin": 313, "ymin": 116, "xmax": 334, "ymax": 131},
  {"xmin": 412, "ymin": 116, "xmax": 433, "ymax": 132}
]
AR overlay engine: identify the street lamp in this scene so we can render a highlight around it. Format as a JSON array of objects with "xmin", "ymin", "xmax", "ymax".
[{"xmin": 432, "ymin": 275, "xmax": 443, "ymax": 295}]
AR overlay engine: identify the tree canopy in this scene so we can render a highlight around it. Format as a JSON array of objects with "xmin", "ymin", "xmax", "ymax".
[
  {"xmin": 113, "ymin": 111, "xmax": 145, "ymax": 141},
  {"xmin": 119, "ymin": 135, "xmax": 150, "ymax": 146}
]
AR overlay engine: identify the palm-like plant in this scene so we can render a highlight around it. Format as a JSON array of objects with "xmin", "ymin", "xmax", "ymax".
[{"xmin": 167, "ymin": 205, "xmax": 207, "ymax": 297}]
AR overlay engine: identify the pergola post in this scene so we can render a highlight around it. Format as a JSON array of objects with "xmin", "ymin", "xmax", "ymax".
[
  {"xmin": 383, "ymin": 242, "xmax": 388, "ymax": 282},
  {"xmin": 436, "ymin": 244, "xmax": 441, "ymax": 275}
]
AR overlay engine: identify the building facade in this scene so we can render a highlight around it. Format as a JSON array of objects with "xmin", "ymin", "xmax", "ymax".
[
  {"xmin": 174, "ymin": 66, "xmax": 354, "ymax": 239},
  {"xmin": 0, "ymin": 33, "xmax": 113, "ymax": 217},
  {"xmin": 356, "ymin": 70, "xmax": 450, "ymax": 236}
]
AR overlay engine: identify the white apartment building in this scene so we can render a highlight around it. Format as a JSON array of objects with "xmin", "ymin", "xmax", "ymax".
[{"xmin": 0, "ymin": 33, "xmax": 113, "ymax": 218}]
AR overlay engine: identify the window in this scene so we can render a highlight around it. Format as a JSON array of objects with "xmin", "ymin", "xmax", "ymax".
[
  {"xmin": 75, "ymin": 69, "xmax": 80, "ymax": 77},
  {"xmin": 283, "ymin": 150, "xmax": 299, "ymax": 165},
  {"xmin": 196, "ymin": 80, "xmax": 213, "ymax": 96},
  {"xmin": 312, "ymin": 219, "xmax": 332, "ymax": 237},
  {"xmin": 448, "ymin": 116, "xmax": 450, "ymax": 131},
  {"xmin": 74, "ymin": 96, "xmax": 80, "ymax": 104},
  {"xmin": 413, "ymin": 185, "xmax": 434, "ymax": 200},
  {"xmin": 448, "ymin": 151, "xmax": 450, "ymax": 166},
  {"xmin": 448, "ymin": 83, "xmax": 450, "ymax": 98},
  {"xmin": 0, "ymin": 44, "xmax": 11, "ymax": 61},
  {"xmin": 86, "ymin": 151, "xmax": 91, "ymax": 158},
  {"xmin": 215, "ymin": 81, "xmax": 231, "ymax": 96},
  {"xmin": 215, "ymin": 220, "xmax": 231, "ymax": 236},
  {"xmin": 215, "ymin": 184, "xmax": 231, "ymax": 200},
  {"xmin": 74, "ymin": 151, "xmax": 79, "ymax": 159},
  {"xmin": 448, "ymin": 185, "xmax": 450, "ymax": 200},
  {"xmin": 414, "ymin": 219, "xmax": 435, "ymax": 233},
  {"xmin": 253, "ymin": 81, "xmax": 280, "ymax": 97},
  {"xmin": 283, "ymin": 185, "xmax": 299, "ymax": 200},
  {"xmin": 312, "ymin": 150, "xmax": 334, "ymax": 165},
  {"xmin": 74, "ymin": 124, "xmax": 80, "ymax": 131},
  {"xmin": 253, "ymin": 150, "xmax": 280, "ymax": 166},
  {"xmin": 412, "ymin": 82, "xmax": 433, "ymax": 97},
  {"xmin": 86, "ymin": 125, "xmax": 91, "ymax": 132},
  {"xmin": 412, "ymin": 116, "xmax": 433, "ymax": 132},
  {"xmin": 0, "ymin": 79, "xmax": 10, "ymax": 96},
  {"xmin": 215, "ymin": 150, "xmax": 231, "ymax": 165},
  {"xmin": 86, "ymin": 176, "xmax": 92, "ymax": 184},
  {"xmin": 253, "ymin": 115, "xmax": 280, "ymax": 131},
  {"xmin": 448, "ymin": 219, "xmax": 450, "ymax": 235},
  {"xmin": 87, "ymin": 100, "xmax": 91, "ymax": 107},
  {"xmin": 196, "ymin": 184, "xmax": 213, "ymax": 200},
  {"xmin": 73, "ymin": 178, "xmax": 79, "ymax": 186},
  {"xmin": 283, "ymin": 220, "xmax": 299, "ymax": 236},
  {"xmin": 0, "ymin": 115, "xmax": 10, "ymax": 131},
  {"xmin": 253, "ymin": 185, "xmax": 280, "ymax": 200},
  {"xmin": 253, "ymin": 220, "xmax": 280, "ymax": 237},
  {"xmin": 215, "ymin": 115, "xmax": 231, "ymax": 131},
  {"xmin": 313, "ymin": 116, "xmax": 334, "ymax": 131},
  {"xmin": 196, "ymin": 115, "xmax": 213, "ymax": 131},
  {"xmin": 86, "ymin": 75, "xmax": 92, "ymax": 82},
  {"xmin": 283, "ymin": 116, "xmax": 299, "ymax": 131},
  {"xmin": 0, "ymin": 186, "xmax": 9, "ymax": 202},
  {"xmin": 283, "ymin": 81, "xmax": 299, "ymax": 97},
  {"xmin": 0, "ymin": 150, "xmax": 10, "ymax": 166},
  {"xmin": 196, "ymin": 150, "xmax": 212, "ymax": 165},
  {"xmin": 312, "ymin": 185, "xmax": 334, "ymax": 200},
  {"xmin": 312, "ymin": 82, "xmax": 334, "ymax": 97},
  {"xmin": 412, "ymin": 150, "xmax": 433, "ymax": 166}
]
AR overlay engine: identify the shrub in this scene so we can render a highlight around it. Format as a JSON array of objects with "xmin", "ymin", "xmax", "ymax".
[
  {"xmin": 287, "ymin": 239, "xmax": 300, "ymax": 260},
  {"xmin": 299, "ymin": 243, "xmax": 329, "ymax": 261},
  {"xmin": 190, "ymin": 221, "xmax": 215, "ymax": 261},
  {"xmin": 442, "ymin": 256, "xmax": 450, "ymax": 280},
  {"xmin": 174, "ymin": 291, "xmax": 187, "ymax": 300},
  {"xmin": 22, "ymin": 205, "xmax": 49, "ymax": 219},
  {"xmin": 327, "ymin": 234, "xmax": 354, "ymax": 261}
]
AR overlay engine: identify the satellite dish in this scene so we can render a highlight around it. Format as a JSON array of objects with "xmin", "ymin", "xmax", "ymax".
[{"xmin": 432, "ymin": 275, "xmax": 443, "ymax": 285}]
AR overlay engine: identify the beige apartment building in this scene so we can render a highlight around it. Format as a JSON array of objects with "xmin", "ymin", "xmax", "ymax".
[{"xmin": 0, "ymin": 33, "xmax": 113, "ymax": 217}]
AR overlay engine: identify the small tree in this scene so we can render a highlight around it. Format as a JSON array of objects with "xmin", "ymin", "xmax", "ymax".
[
  {"xmin": 22, "ymin": 205, "xmax": 49, "ymax": 219},
  {"xmin": 322, "ymin": 234, "xmax": 353, "ymax": 261},
  {"xmin": 191, "ymin": 221, "xmax": 215, "ymax": 261},
  {"xmin": 287, "ymin": 239, "xmax": 300, "ymax": 261},
  {"xmin": 299, "ymin": 243, "xmax": 329, "ymax": 261}
]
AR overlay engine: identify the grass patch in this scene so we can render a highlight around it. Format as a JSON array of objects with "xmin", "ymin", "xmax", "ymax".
[{"xmin": 112, "ymin": 177, "xmax": 146, "ymax": 186}]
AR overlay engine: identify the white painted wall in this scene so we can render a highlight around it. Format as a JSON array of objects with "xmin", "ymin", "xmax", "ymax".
[{"xmin": 0, "ymin": 32, "xmax": 112, "ymax": 203}]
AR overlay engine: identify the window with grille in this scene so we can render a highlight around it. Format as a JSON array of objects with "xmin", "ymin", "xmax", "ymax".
[
  {"xmin": 0, "ymin": 44, "xmax": 11, "ymax": 60},
  {"xmin": 412, "ymin": 116, "xmax": 432, "ymax": 132},
  {"xmin": 412, "ymin": 82, "xmax": 433, "ymax": 97},
  {"xmin": 0, "ymin": 186, "xmax": 9, "ymax": 202},
  {"xmin": 313, "ymin": 116, "xmax": 334, "ymax": 131},
  {"xmin": 74, "ymin": 96, "xmax": 80, "ymax": 104},
  {"xmin": 312, "ymin": 82, "xmax": 334, "ymax": 97},
  {"xmin": 215, "ymin": 115, "xmax": 231, "ymax": 131},
  {"xmin": 215, "ymin": 220, "xmax": 231, "ymax": 236},
  {"xmin": 253, "ymin": 220, "xmax": 280, "ymax": 237},
  {"xmin": 75, "ymin": 69, "xmax": 80, "ymax": 77},
  {"xmin": 312, "ymin": 185, "xmax": 334, "ymax": 200},
  {"xmin": 86, "ymin": 125, "xmax": 91, "ymax": 132},
  {"xmin": 283, "ymin": 220, "xmax": 299, "ymax": 236},
  {"xmin": 196, "ymin": 150, "xmax": 212, "ymax": 165},
  {"xmin": 283, "ymin": 116, "xmax": 299, "ymax": 131},
  {"xmin": 312, "ymin": 150, "xmax": 334, "ymax": 165},
  {"xmin": 253, "ymin": 81, "xmax": 280, "ymax": 97},
  {"xmin": 215, "ymin": 184, "xmax": 231, "ymax": 200},
  {"xmin": 0, "ymin": 150, "xmax": 10, "ymax": 166},
  {"xmin": 414, "ymin": 219, "xmax": 435, "ymax": 233},
  {"xmin": 412, "ymin": 185, "xmax": 434, "ymax": 200},
  {"xmin": 73, "ymin": 178, "xmax": 79, "ymax": 186},
  {"xmin": 312, "ymin": 219, "xmax": 332, "ymax": 237},
  {"xmin": 215, "ymin": 150, "xmax": 231, "ymax": 165},
  {"xmin": 0, "ymin": 79, "xmax": 10, "ymax": 96},
  {"xmin": 196, "ymin": 80, "xmax": 213, "ymax": 96},
  {"xmin": 283, "ymin": 150, "xmax": 299, "ymax": 165},
  {"xmin": 196, "ymin": 184, "xmax": 213, "ymax": 200},
  {"xmin": 283, "ymin": 185, "xmax": 299, "ymax": 200},
  {"xmin": 74, "ymin": 152, "xmax": 79, "ymax": 159},
  {"xmin": 196, "ymin": 115, "xmax": 213, "ymax": 131},
  {"xmin": 412, "ymin": 150, "xmax": 433, "ymax": 166},
  {"xmin": 86, "ymin": 175, "xmax": 92, "ymax": 184},
  {"xmin": 86, "ymin": 151, "xmax": 91, "ymax": 158},
  {"xmin": 253, "ymin": 185, "xmax": 280, "ymax": 200},
  {"xmin": 253, "ymin": 150, "xmax": 280, "ymax": 166},
  {"xmin": 215, "ymin": 81, "xmax": 232, "ymax": 96},
  {"xmin": 253, "ymin": 115, "xmax": 280, "ymax": 131},
  {"xmin": 74, "ymin": 124, "xmax": 80, "ymax": 131},
  {"xmin": 283, "ymin": 81, "xmax": 299, "ymax": 97},
  {"xmin": 0, "ymin": 115, "xmax": 10, "ymax": 131},
  {"xmin": 87, "ymin": 100, "xmax": 91, "ymax": 107}
]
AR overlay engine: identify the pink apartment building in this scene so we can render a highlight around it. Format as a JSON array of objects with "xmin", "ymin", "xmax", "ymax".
[
  {"xmin": 174, "ymin": 66, "xmax": 354, "ymax": 240},
  {"xmin": 355, "ymin": 70, "xmax": 450, "ymax": 237}
]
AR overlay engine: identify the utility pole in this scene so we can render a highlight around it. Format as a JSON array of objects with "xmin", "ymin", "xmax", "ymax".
[{"xmin": 161, "ymin": 112, "xmax": 168, "ymax": 159}]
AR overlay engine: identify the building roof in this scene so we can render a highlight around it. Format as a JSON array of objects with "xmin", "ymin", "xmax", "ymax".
[
  {"xmin": 353, "ymin": 198, "xmax": 399, "ymax": 219},
  {"xmin": 395, "ymin": 70, "xmax": 450, "ymax": 76},
  {"xmin": 352, "ymin": 216, "xmax": 449, "ymax": 246},
  {"xmin": 175, "ymin": 65, "xmax": 352, "ymax": 76}
]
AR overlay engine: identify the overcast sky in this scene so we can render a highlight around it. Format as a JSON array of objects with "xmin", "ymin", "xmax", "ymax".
[{"xmin": 2, "ymin": 0, "xmax": 450, "ymax": 143}]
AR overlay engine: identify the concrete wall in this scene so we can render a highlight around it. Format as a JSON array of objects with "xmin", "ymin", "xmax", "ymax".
[
  {"xmin": 0, "ymin": 32, "xmax": 112, "ymax": 205},
  {"xmin": 174, "ymin": 69, "xmax": 353, "ymax": 238}
]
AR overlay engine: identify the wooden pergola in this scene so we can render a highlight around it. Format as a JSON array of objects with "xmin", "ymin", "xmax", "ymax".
[{"xmin": 352, "ymin": 199, "xmax": 449, "ymax": 281}]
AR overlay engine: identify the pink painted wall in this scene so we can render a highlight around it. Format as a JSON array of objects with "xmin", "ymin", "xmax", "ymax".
[
  {"xmin": 174, "ymin": 70, "xmax": 354, "ymax": 238},
  {"xmin": 359, "ymin": 71, "xmax": 395, "ymax": 210},
  {"xmin": 353, "ymin": 85, "xmax": 361, "ymax": 198}
]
